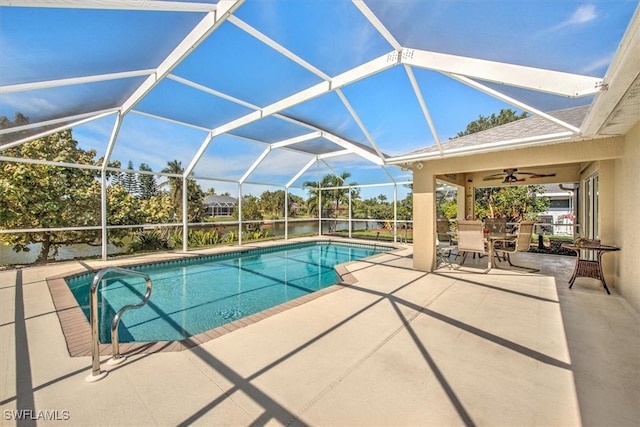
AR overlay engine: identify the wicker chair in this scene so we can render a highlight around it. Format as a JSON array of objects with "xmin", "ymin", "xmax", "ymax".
[{"xmin": 493, "ymin": 221, "xmax": 537, "ymax": 271}]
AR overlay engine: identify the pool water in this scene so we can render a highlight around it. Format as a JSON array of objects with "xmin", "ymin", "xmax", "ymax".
[{"xmin": 66, "ymin": 241, "xmax": 390, "ymax": 343}]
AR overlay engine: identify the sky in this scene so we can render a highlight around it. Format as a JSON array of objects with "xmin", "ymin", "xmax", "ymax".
[{"xmin": 1, "ymin": 0, "xmax": 638, "ymax": 200}]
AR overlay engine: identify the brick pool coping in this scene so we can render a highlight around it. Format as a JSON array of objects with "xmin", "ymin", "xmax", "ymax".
[{"xmin": 46, "ymin": 243, "xmax": 397, "ymax": 357}]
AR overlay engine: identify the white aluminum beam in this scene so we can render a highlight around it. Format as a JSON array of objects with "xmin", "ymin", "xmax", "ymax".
[
  {"xmin": 271, "ymin": 132, "xmax": 322, "ymax": 149},
  {"xmin": 322, "ymin": 133, "xmax": 384, "ymax": 165},
  {"xmin": 286, "ymin": 157, "xmax": 318, "ymax": 188},
  {"xmin": 0, "ymin": 156, "xmax": 101, "ymax": 170},
  {"xmin": 262, "ymin": 82, "xmax": 331, "ymax": 117},
  {"xmin": 0, "ymin": 1, "xmax": 217, "ymax": 12},
  {"xmin": 320, "ymin": 159, "xmax": 341, "ymax": 179},
  {"xmin": 317, "ymin": 149, "xmax": 352, "ymax": 159},
  {"xmin": 120, "ymin": 0, "xmax": 244, "ymax": 114},
  {"xmin": 352, "ymin": 0, "xmax": 402, "ymax": 50},
  {"xmin": 449, "ymin": 74, "xmax": 581, "ymax": 133},
  {"xmin": 167, "ymin": 74, "xmax": 260, "ymax": 110},
  {"xmin": 130, "ymin": 110, "xmax": 212, "ymax": 133},
  {"xmin": 0, "ymin": 108, "xmax": 118, "ymax": 136},
  {"xmin": 331, "ymin": 51, "xmax": 399, "ymax": 89},
  {"xmin": 0, "ymin": 109, "xmax": 118, "ymax": 150},
  {"xmin": 185, "ymin": 132, "xmax": 214, "ymax": 176},
  {"xmin": 386, "ymin": 131, "xmax": 574, "ymax": 163},
  {"xmin": 101, "ymin": 113, "xmax": 123, "ymax": 172},
  {"xmin": 187, "ymin": 50, "xmax": 397, "ymax": 173},
  {"xmin": 0, "ymin": 70, "xmax": 155, "ymax": 94},
  {"xmin": 228, "ymin": 16, "xmax": 331, "ymax": 81},
  {"xmin": 335, "ymin": 89, "xmax": 386, "ymax": 160},
  {"xmin": 239, "ymin": 146, "xmax": 271, "ymax": 184},
  {"xmin": 404, "ymin": 65, "xmax": 444, "ymax": 154},
  {"xmin": 403, "ymin": 48, "xmax": 602, "ymax": 97}
]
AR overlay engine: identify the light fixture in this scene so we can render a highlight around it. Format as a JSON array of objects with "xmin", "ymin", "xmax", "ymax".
[
  {"xmin": 415, "ymin": 162, "xmax": 424, "ymax": 170},
  {"xmin": 503, "ymin": 174, "xmax": 518, "ymax": 184}
]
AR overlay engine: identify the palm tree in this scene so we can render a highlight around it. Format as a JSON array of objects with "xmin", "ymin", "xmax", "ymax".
[
  {"xmin": 160, "ymin": 160, "xmax": 184, "ymax": 219},
  {"xmin": 303, "ymin": 172, "xmax": 358, "ymax": 226}
]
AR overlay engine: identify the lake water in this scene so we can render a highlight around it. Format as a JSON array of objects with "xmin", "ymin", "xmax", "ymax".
[{"xmin": 0, "ymin": 219, "xmax": 385, "ymax": 265}]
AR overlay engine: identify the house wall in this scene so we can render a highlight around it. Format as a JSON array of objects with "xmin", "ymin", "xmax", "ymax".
[
  {"xmin": 412, "ymin": 135, "xmax": 625, "ymax": 272},
  {"xmin": 615, "ymin": 121, "xmax": 640, "ymax": 311}
]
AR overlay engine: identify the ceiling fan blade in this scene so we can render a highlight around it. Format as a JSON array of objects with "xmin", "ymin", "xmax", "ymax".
[
  {"xmin": 482, "ymin": 173, "xmax": 506, "ymax": 180},
  {"xmin": 529, "ymin": 173, "xmax": 557, "ymax": 179}
]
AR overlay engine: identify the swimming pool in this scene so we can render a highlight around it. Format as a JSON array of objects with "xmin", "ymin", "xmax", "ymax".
[{"xmin": 65, "ymin": 241, "xmax": 391, "ymax": 343}]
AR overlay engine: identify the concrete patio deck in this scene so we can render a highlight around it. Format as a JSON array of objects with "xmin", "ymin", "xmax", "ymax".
[{"xmin": 1, "ymin": 239, "xmax": 638, "ymax": 426}]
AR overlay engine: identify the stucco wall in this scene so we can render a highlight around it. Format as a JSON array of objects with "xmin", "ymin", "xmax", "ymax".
[
  {"xmin": 412, "ymin": 136, "xmax": 625, "ymax": 275},
  {"xmin": 617, "ymin": 121, "xmax": 640, "ymax": 311}
]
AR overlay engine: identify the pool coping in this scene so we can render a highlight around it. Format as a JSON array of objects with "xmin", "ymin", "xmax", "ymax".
[{"xmin": 46, "ymin": 239, "xmax": 400, "ymax": 357}]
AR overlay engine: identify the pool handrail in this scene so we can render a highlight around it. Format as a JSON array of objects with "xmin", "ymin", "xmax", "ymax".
[{"xmin": 86, "ymin": 267, "xmax": 153, "ymax": 382}]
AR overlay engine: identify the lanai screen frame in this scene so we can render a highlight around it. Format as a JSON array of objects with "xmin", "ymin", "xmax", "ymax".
[{"xmin": 0, "ymin": 0, "xmax": 614, "ymax": 261}]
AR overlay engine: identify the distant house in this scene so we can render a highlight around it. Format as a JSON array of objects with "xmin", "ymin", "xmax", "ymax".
[
  {"xmin": 538, "ymin": 183, "xmax": 577, "ymax": 236},
  {"xmin": 204, "ymin": 195, "xmax": 237, "ymax": 217}
]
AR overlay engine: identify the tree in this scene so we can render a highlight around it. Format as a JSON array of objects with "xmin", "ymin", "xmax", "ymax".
[
  {"xmin": 303, "ymin": 172, "xmax": 358, "ymax": 218},
  {"xmin": 122, "ymin": 160, "xmax": 139, "ymax": 196},
  {"xmin": 159, "ymin": 160, "xmax": 205, "ymax": 222},
  {"xmin": 0, "ymin": 115, "xmax": 148, "ymax": 261},
  {"xmin": 1, "ymin": 126, "xmax": 100, "ymax": 261},
  {"xmin": 138, "ymin": 163, "xmax": 158, "ymax": 200},
  {"xmin": 233, "ymin": 195, "xmax": 263, "ymax": 231},
  {"xmin": 0, "ymin": 113, "xmax": 31, "ymax": 144},
  {"xmin": 456, "ymin": 109, "xmax": 528, "ymax": 138},
  {"xmin": 474, "ymin": 186, "xmax": 549, "ymax": 222},
  {"xmin": 160, "ymin": 160, "xmax": 184, "ymax": 214},
  {"xmin": 259, "ymin": 190, "xmax": 289, "ymax": 218}
]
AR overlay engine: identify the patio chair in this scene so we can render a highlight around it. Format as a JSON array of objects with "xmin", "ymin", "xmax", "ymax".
[
  {"xmin": 484, "ymin": 217, "xmax": 507, "ymax": 262},
  {"xmin": 436, "ymin": 219, "xmax": 456, "ymax": 255},
  {"xmin": 436, "ymin": 219, "xmax": 457, "ymax": 269},
  {"xmin": 484, "ymin": 217, "xmax": 507, "ymax": 236},
  {"xmin": 456, "ymin": 220, "xmax": 488, "ymax": 265},
  {"xmin": 493, "ymin": 221, "xmax": 538, "ymax": 272}
]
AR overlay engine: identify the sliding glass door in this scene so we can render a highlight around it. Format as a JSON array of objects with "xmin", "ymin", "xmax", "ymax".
[{"xmin": 584, "ymin": 173, "xmax": 599, "ymax": 240}]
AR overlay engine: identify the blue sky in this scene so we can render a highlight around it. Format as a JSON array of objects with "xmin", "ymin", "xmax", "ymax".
[{"xmin": 1, "ymin": 0, "xmax": 637, "ymax": 200}]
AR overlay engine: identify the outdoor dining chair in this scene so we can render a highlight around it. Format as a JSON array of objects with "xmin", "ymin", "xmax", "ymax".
[
  {"xmin": 456, "ymin": 220, "xmax": 488, "ymax": 265},
  {"xmin": 492, "ymin": 221, "xmax": 538, "ymax": 271}
]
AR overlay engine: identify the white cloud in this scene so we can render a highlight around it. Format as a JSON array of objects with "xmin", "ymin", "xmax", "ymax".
[
  {"xmin": 580, "ymin": 53, "xmax": 613, "ymax": 76},
  {"xmin": 547, "ymin": 4, "xmax": 598, "ymax": 33},
  {"xmin": 568, "ymin": 4, "xmax": 598, "ymax": 25}
]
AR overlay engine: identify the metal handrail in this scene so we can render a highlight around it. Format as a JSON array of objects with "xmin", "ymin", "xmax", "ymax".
[{"xmin": 86, "ymin": 267, "xmax": 152, "ymax": 382}]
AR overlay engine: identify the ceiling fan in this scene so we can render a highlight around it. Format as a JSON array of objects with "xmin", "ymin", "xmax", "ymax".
[{"xmin": 482, "ymin": 168, "xmax": 556, "ymax": 184}]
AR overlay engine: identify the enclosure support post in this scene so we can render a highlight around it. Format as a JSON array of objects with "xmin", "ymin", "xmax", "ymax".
[
  {"xmin": 348, "ymin": 187, "xmax": 352, "ymax": 239},
  {"xmin": 318, "ymin": 189, "xmax": 322, "ymax": 236},
  {"xmin": 393, "ymin": 183, "xmax": 398, "ymax": 243},
  {"xmin": 284, "ymin": 187, "xmax": 289, "ymax": 240},
  {"xmin": 182, "ymin": 176, "xmax": 188, "ymax": 253},
  {"xmin": 100, "ymin": 170, "xmax": 108, "ymax": 260},
  {"xmin": 100, "ymin": 112, "xmax": 122, "ymax": 261},
  {"xmin": 238, "ymin": 183, "xmax": 243, "ymax": 246}
]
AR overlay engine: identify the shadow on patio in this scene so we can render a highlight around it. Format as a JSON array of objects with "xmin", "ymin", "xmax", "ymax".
[{"xmin": 2, "ymin": 247, "xmax": 638, "ymax": 426}]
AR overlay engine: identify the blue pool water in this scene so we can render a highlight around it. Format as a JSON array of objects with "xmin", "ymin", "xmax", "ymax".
[{"xmin": 66, "ymin": 241, "xmax": 391, "ymax": 343}]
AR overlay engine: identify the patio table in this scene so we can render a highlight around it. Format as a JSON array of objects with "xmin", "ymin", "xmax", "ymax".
[{"xmin": 562, "ymin": 243, "xmax": 620, "ymax": 294}]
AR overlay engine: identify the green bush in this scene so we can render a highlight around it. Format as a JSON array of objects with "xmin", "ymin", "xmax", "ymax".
[
  {"xmin": 188, "ymin": 229, "xmax": 222, "ymax": 247},
  {"xmin": 129, "ymin": 230, "xmax": 170, "ymax": 252}
]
